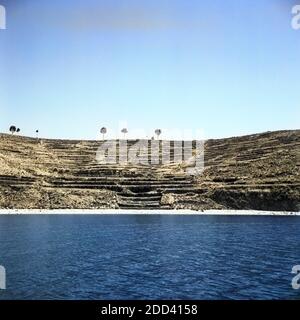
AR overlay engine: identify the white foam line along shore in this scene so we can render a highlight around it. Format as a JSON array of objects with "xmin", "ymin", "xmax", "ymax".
[{"xmin": 0, "ymin": 209, "xmax": 299, "ymax": 215}]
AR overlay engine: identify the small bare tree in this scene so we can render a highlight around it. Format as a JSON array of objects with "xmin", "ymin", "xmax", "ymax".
[
  {"xmin": 9, "ymin": 126, "xmax": 16, "ymax": 134},
  {"xmin": 121, "ymin": 128, "xmax": 128, "ymax": 138},
  {"xmin": 100, "ymin": 127, "xmax": 107, "ymax": 140},
  {"xmin": 155, "ymin": 129, "xmax": 162, "ymax": 140}
]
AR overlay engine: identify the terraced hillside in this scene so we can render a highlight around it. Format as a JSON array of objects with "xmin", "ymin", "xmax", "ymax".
[{"xmin": 0, "ymin": 130, "xmax": 299, "ymax": 211}]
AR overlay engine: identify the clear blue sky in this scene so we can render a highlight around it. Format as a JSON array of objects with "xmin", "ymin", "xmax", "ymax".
[{"xmin": 0, "ymin": 0, "xmax": 299, "ymax": 140}]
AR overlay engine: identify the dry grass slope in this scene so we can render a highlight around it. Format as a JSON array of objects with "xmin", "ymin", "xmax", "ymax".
[{"xmin": 0, "ymin": 130, "xmax": 299, "ymax": 211}]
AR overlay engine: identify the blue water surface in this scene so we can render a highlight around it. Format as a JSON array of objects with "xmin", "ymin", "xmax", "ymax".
[{"xmin": 0, "ymin": 214, "xmax": 299, "ymax": 300}]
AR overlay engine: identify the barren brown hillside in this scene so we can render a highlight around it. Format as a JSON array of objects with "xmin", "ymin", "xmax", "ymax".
[{"xmin": 0, "ymin": 130, "xmax": 299, "ymax": 211}]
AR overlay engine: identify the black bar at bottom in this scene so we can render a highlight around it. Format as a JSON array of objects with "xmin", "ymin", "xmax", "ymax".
[{"xmin": 0, "ymin": 300, "xmax": 297, "ymax": 319}]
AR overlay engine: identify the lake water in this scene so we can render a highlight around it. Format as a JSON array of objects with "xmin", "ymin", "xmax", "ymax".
[{"xmin": 0, "ymin": 214, "xmax": 299, "ymax": 300}]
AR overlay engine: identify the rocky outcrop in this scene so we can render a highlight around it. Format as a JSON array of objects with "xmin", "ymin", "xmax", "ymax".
[{"xmin": 0, "ymin": 130, "xmax": 299, "ymax": 211}]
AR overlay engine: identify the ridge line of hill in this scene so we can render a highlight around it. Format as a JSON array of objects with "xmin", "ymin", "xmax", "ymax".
[{"xmin": 0, "ymin": 129, "xmax": 299, "ymax": 211}]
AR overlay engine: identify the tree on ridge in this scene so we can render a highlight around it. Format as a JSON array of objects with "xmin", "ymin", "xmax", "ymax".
[
  {"xmin": 121, "ymin": 128, "xmax": 128, "ymax": 138},
  {"xmin": 155, "ymin": 129, "xmax": 162, "ymax": 140},
  {"xmin": 100, "ymin": 127, "xmax": 107, "ymax": 140},
  {"xmin": 9, "ymin": 126, "xmax": 16, "ymax": 134}
]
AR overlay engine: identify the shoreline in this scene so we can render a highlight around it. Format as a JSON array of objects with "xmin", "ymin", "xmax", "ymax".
[{"xmin": 0, "ymin": 209, "xmax": 299, "ymax": 216}]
